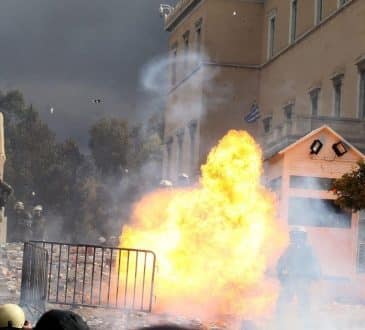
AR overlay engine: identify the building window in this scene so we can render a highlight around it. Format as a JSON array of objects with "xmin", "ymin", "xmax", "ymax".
[
  {"xmin": 338, "ymin": 0, "xmax": 348, "ymax": 8},
  {"xmin": 263, "ymin": 116, "xmax": 272, "ymax": 133},
  {"xmin": 171, "ymin": 47, "xmax": 177, "ymax": 85},
  {"xmin": 310, "ymin": 88, "xmax": 320, "ymax": 116},
  {"xmin": 315, "ymin": 0, "xmax": 323, "ymax": 24},
  {"xmin": 288, "ymin": 197, "xmax": 352, "ymax": 228},
  {"xmin": 189, "ymin": 120, "xmax": 197, "ymax": 176},
  {"xmin": 289, "ymin": 176, "xmax": 334, "ymax": 190},
  {"xmin": 359, "ymin": 70, "xmax": 365, "ymax": 119},
  {"xmin": 332, "ymin": 74, "xmax": 344, "ymax": 117},
  {"xmin": 283, "ymin": 103, "xmax": 294, "ymax": 120},
  {"xmin": 267, "ymin": 14, "xmax": 276, "ymax": 59},
  {"xmin": 195, "ymin": 18, "xmax": 203, "ymax": 56},
  {"xmin": 166, "ymin": 138, "xmax": 173, "ymax": 179},
  {"xmin": 196, "ymin": 27, "xmax": 201, "ymax": 55},
  {"xmin": 183, "ymin": 31, "xmax": 190, "ymax": 70},
  {"xmin": 289, "ymin": 0, "xmax": 298, "ymax": 44},
  {"xmin": 176, "ymin": 129, "xmax": 184, "ymax": 175}
]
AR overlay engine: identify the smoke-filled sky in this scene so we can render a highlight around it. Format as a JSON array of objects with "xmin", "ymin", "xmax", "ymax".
[{"xmin": 0, "ymin": 0, "xmax": 174, "ymax": 150}]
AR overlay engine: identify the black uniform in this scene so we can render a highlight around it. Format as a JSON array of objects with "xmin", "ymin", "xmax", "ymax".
[
  {"xmin": 276, "ymin": 240, "xmax": 321, "ymax": 326},
  {"xmin": 32, "ymin": 214, "xmax": 46, "ymax": 241},
  {"xmin": 13, "ymin": 210, "xmax": 32, "ymax": 242}
]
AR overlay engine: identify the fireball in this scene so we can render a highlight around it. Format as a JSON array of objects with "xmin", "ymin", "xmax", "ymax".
[{"xmin": 120, "ymin": 130, "xmax": 288, "ymax": 321}]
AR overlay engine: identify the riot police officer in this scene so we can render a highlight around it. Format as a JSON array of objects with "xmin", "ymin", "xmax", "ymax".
[
  {"xmin": 177, "ymin": 173, "xmax": 190, "ymax": 187},
  {"xmin": 159, "ymin": 179, "xmax": 173, "ymax": 189},
  {"xmin": 32, "ymin": 205, "xmax": 46, "ymax": 241},
  {"xmin": 13, "ymin": 201, "xmax": 32, "ymax": 242},
  {"xmin": 276, "ymin": 227, "xmax": 321, "ymax": 327}
]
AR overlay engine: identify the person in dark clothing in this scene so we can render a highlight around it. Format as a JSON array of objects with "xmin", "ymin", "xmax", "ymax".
[
  {"xmin": 13, "ymin": 202, "xmax": 32, "ymax": 242},
  {"xmin": 31, "ymin": 205, "xmax": 46, "ymax": 241},
  {"xmin": 177, "ymin": 173, "xmax": 190, "ymax": 187},
  {"xmin": 276, "ymin": 226, "xmax": 321, "ymax": 328},
  {"xmin": 34, "ymin": 310, "xmax": 89, "ymax": 330},
  {"xmin": 0, "ymin": 179, "xmax": 13, "ymax": 208}
]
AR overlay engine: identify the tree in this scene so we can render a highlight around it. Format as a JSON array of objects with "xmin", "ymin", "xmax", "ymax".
[
  {"xmin": 331, "ymin": 161, "xmax": 365, "ymax": 211},
  {"xmin": 42, "ymin": 139, "xmax": 85, "ymax": 211},
  {"xmin": 88, "ymin": 118, "xmax": 129, "ymax": 177},
  {"xmin": 0, "ymin": 90, "xmax": 98, "ymax": 241},
  {"xmin": 3, "ymin": 99, "xmax": 58, "ymax": 208},
  {"xmin": 127, "ymin": 112, "xmax": 164, "ymax": 174}
]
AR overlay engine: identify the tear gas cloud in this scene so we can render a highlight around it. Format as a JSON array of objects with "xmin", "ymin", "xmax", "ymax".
[
  {"xmin": 139, "ymin": 51, "xmax": 233, "ymax": 124},
  {"xmin": 274, "ymin": 176, "xmax": 362, "ymax": 329}
]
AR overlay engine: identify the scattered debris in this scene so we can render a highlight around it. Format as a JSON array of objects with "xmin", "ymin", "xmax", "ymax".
[{"xmin": 2, "ymin": 244, "xmax": 365, "ymax": 329}]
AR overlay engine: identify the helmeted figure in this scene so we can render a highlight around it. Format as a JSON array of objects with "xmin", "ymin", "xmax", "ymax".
[
  {"xmin": 13, "ymin": 201, "xmax": 32, "ymax": 242},
  {"xmin": 108, "ymin": 235, "xmax": 118, "ymax": 247},
  {"xmin": 32, "ymin": 205, "xmax": 46, "ymax": 241},
  {"xmin": 276, "ymin": 226, "xmax": 321, "ymax": 327},
  {"xmin": 98, "ymin": 236, "xmax": 107, "ymax": 246},
  {"xmin": 159, "ymin": 179, "xmax": 173, "ymax": 189},
  {"xmin": 177, "ymin": 173, "xmax": 190, "ymax": 187}
]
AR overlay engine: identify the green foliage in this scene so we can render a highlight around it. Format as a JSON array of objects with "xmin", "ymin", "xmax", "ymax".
[
  {"xmin": 4, "ymin": 99, "xmax": 57, "ymax": 207},
  {"xmin": 127, "ymin": 112, "xmax": 164, "ymax": 172},
  {"xmin": 2, "ymin": 89, "xmax": 165, "ymax": 243},
  {"xmin": 331, "ymin": 161, "xmax": 365, "ymax": 211},
  {"xmin": 1, "ymin": 90, "xmax": 95, "ymax": 241},
  {"xmin": 89, "ymin": 118, "xmax": 129, "ymax": 177}
]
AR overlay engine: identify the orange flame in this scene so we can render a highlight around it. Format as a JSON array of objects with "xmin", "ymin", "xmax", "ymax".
[{"xmin": 120, "ymin": 130, "xmax": 288, "ymax": 321}]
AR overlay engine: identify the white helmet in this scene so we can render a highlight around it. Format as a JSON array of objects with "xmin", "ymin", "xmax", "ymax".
[
  {"xmin": 177, "ymin": 173, "xmax": 190, "ymax": 186},
  {"xmin": 33, "ymin": 205, "xmax": 43, "ymax": 212},
  {"xmin": 98, "ymin": 236, "xmax": 106, "ymax": 244},
  {"xmin": 159, "ymin": 179, "xmax": 173, "ymax": 188},
  {"xmin": 14, "ymin": 201, "xmax": 24, "ymax": 211}
]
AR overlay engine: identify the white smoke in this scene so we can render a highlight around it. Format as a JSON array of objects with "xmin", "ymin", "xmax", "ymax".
[{"xmin": 138, "ymin": 51, "xmax": 232, "ymax": 125}]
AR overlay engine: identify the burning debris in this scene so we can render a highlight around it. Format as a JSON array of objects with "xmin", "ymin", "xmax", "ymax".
[{"xmin": 120, "ymin": 130, "xmax": 288, "ymax": 323}]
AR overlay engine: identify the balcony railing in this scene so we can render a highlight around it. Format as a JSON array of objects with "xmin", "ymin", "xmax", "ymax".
[{"xmin": 260, "ymin": 115, "xmax": 365, "ymax": 158}]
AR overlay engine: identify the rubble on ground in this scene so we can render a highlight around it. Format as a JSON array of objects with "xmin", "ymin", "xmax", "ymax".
[{"xmin": 2, "ymin": 243, "xmax": 365, "ymax": 329}]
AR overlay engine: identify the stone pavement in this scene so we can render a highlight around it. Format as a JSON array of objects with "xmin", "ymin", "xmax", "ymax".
[
  {"xmin": 1, "ymin": 243, "xmax": 365, "ymax": 329},
  {"xmin": 0, "ymin": 243, "xmax": 22, "ymax": 304}
]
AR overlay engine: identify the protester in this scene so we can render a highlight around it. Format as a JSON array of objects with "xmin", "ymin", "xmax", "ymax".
[{"xmin": 34, "ymin": 310, "xmax": 89, "ymax": 330}]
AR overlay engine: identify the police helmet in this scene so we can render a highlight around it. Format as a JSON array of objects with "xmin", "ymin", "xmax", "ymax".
[
  {"xmin": 108, "ymin": 236, "xmax": 118, "ymax": 245},
  {"xmin": 98, "ymin": 236, "xmax": 106, "ymax": 244},
  {"xmin": 14, "ymin": 202, "xmax": 24, "ymax": 211},
  {"xmin": 0, "ymin": 304, "xmax": 25, "ymax": 329},
  {"xmin": 159, "ymin": 179, "xmax": 173, "ymax": 188},
  {"xmin": 289, "ymin": 226, "xmax": 307, "ymax": 243},
  {"xmin": 33, "ymin": 205, "xmax": 43, "ymax": 212},
  {"xmin": 177, "ymin": 173, "xmax": 190, "ymax": 186}
]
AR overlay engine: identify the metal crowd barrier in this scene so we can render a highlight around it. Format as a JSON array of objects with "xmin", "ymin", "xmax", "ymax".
[
  {"xmin": 30, "ymin": 241, "xmax": 156, "ymax": 312},
  {"xmin": 20, "ymin": 242, "xmax": 49, "ymax": 317}
]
